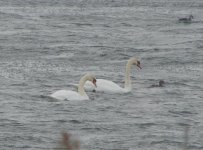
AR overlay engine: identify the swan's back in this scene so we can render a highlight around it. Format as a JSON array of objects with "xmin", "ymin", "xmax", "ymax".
[
  {"xmin": 84, "ymin": 79, "xmax": 129, "ymax": 93},
  {"xmin": 97, "ymin": 79, "xmax": 122, "ymax": 89},
  {"xmin": 98, "ymin": 79, "xmax": 130, "ymax": 93},
  {"xmin": 50, "ymin": 90, "xmax": 88, "ymax": 101}
]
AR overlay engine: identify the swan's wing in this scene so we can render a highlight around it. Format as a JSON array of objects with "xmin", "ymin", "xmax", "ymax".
[
  {"xmin": 84, "ymin": 79, "xmax": 123, "ymax": 92},
  {"xmin": 70, "ymin": 83, "xmax": 79, "ymax": 91},
  {"xmin": 95, "ymin": 79, "xmax": 125, "ymax": 93},
  {"xmin": 50, "ymin": 90, "xmax": 88, "ymax": 101},
  {"xmin": 50, "ymin": 90, "xmax": 77, "ymax": 100},
  {"xmin": 97, "ymin": 79, "xmax": 122, "ymax": 88}
]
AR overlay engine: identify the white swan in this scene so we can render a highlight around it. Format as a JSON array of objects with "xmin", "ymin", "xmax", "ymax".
[
  {"xmin": 82, "ymin": 57, "xmax": 141, "ymax": 93},
  {"xmin": 50, "ymin": 73, "xmax": 97, "ymax": 100}
]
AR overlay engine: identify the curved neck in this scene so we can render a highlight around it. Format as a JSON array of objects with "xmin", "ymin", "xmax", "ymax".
[
  {"xmin": 78, "ymin": 75, "xmax": 88, "ymax": 96},
  {"xmin": 124, "ymin": 60, "xmax": 132, "ymax": 90}
]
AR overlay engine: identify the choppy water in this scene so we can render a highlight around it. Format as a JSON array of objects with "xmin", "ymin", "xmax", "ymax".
[{"xmin": 0, "ymin": 0, "xmax": 203, "ymax": 149}]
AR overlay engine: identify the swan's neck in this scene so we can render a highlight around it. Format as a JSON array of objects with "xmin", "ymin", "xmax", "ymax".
[
  {"xmin": 78, "ymin": 76, "xmax": 88, "ymax": 96},
  {"xmin": 124, "ymin": 60, "xmax": 132, "ymax": 90}
]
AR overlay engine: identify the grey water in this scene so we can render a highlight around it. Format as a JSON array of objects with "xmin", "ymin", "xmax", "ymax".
[{"xmin": 0, "ymin": 0, "xmax": 203, "ymax": 149}]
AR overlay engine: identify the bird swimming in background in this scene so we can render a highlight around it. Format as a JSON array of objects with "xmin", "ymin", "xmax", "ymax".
[
  {"xmin": 178, "ymin": 15, "xmax": 193, "ymax": 23},
  {"xmin": 158, "ymin": 80, "xmax": 165, "ymax": 87},
  {"xmin": 149, "ymin": 80, "xmax": 165, "ymax": 88}
]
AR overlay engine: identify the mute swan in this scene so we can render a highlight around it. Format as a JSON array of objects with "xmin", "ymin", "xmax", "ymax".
[
  {"xmin": 82, "ymin": 57, "xmax": 141, "ymax": 93},
  {"xmin": 50, "ymin": 73, "xmax": 97, "ymax": 100}
]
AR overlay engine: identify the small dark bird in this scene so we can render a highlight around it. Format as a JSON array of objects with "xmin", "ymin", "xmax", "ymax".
[
  {"xmin": 149, "ymin": 80, "xmax": 165, "ymax": 88},
  {"xmin": 158, "ymin": 80, "xmax": 165, "ymax": 87},
  {"xmin": 178, "ymin": 15, "xmax": 193, "ymax": 23}
]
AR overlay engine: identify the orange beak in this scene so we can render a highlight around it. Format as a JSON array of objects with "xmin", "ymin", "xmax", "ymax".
[
  {"xmin": 93, "ymin": 79, "xmax": 97, "ymax": 87},
  {"xmin": 137, "ymin": 64, "xmax": 142, "ymax": 69}
]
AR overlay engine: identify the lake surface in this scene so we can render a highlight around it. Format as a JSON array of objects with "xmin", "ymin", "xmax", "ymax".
[{"xmin": 0, "ymin": 0, "xmax": 203, "ymax": 149}]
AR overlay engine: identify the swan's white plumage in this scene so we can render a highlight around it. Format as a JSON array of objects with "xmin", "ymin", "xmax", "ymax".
[
  {"xmin": 50, "ymin": 73, "xmax": 96, "ymax": 100},
  {"xmin": 81, "ymin": 57, "xmax": 141, "ymax": 94},
  {"xmin": 50, "ymin": 90, "xmax": 88, "ymax": 101},
  {"xmin": 84, "ymin": 79, "xmax": 130, "ymax": 93}
]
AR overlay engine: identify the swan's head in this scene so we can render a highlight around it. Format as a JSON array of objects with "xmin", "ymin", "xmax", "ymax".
[
  {"xmin": 85, "ymin": 73, "xmax": 97, "ymax": 87},
  {"xmin": 129, "ymin": 57, "xmax": 142, "ymax": 69}
]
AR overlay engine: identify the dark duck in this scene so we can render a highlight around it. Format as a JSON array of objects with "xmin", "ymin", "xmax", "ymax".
[
  {"xmin": 178, "ymin": 15, "xmax": 193, "ymax": 23},
  {"xmin": 149, "ymin": 80, "xmax": 165, "ymax": 88}
]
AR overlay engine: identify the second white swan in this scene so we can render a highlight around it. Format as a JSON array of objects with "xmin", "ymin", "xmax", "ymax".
[{"xmin": 82, "ymin": 57, "xmax": 141, "ymax": 94}]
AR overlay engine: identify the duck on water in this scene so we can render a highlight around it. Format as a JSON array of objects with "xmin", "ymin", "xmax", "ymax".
[
  {"xmin": 149, "ymin": 80, "xmax": 165, "ymax": 88},
  {"xmin": 178, "ymin": 15, "xmax": 193, "ymax": 23}
]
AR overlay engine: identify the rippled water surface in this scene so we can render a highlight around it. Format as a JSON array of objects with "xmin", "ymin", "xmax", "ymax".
[{"xmin": 0, "ymin": 0, "xmax": 203, "ymax": 149}]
